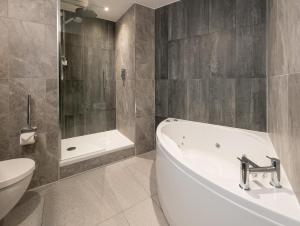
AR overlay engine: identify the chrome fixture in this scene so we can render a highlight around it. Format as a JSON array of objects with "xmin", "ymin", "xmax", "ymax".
[
  {"xmin": 237, "ymin": 155, "xmax": 281, "ymax": 190},
  {"xmin": 21, "ymin": 95, "xmax": 37, "ymax": 133}
]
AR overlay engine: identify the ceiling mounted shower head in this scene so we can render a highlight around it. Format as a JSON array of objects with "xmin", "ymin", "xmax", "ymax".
[{"xmin": 75, "ymin": 7, "xmax": 97, "ymax": 18}]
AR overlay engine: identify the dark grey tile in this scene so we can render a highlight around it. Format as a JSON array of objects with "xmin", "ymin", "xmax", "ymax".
[
  {"xmin": 63, "ymin": 80, "xmax": 84, "ymax": 116},
  {"xmin": 288, "ymin": 74, "xmax": 300, "ymax": 199},
  {"xmin": 236, "ymin": 24, "xmax": 266, "ymax": 77},
  {"xmin": 0, "ymin": 0, "xmax": 7, "ymax": 16},
  {"xmin": 236, "ymin": 0, "xmax": 266, "ymax": 26},
  {"xmin": 155, "ymin": 80, "xmax": 168, "ymax": 117},
  {"xmin": 209, "ymin": 78, "xmax": 236, "ymax": 127},
  {"xmin": 136, "ymin": 79, "xmax": 155, "ymax": 117},
  {"xmin": 268, "ymin": 76, "xmax": 288, "ymax": 161},
  {"xmin": 168, "ymin": 80, "xmax": 187, "ymax": 119},
  {"xmin": 184, "ymin": 35, "xmax": 211, "ymax": 79},
  {"xmin": 236, "ymin": 78, "xmax": 266, "ymax": 131},
  {"xmin": 155, "ymin": 116, "xmax": 167, "ymax": 129},
  {"xmin": 116, "ymin": 79, "xmax": 135, "ymax": 142},
  {"xmin": 135, "ymin": 5, "xmax": 155, "ymax": 80},
  {"xmin": 210, "ymin": 30, "xmax": 236, "ymax": 78},
  {"xmin": 209, "ymin": 0, "xmax": 236, "ymax": 32},
  {"xmin": 168, "ymin": 1, "xmax": 186, "ymax": 41},
  {"xmin": 82, "ymin": 18, "xmax": 113, "ymax": 50},
  {"xmin": 0, "ymin": 17, "xmax": 8, "ymax": 79},
  {"xmin": 8, "ymin": 0, "xmax": 44, "ymax": 23},
  {"xmin": 105, "ymin": 79, "xmax": 116, "ymax": 110},
  {"xmin": 135, "ymin": 116, "xmax": 155, "ymax": 155},
  {"xmin": 184, "ymin": 0, "xmax": 209, "ymax": 36},
  {"xmin": 168, "ymin": 40, "xmax": 184, "ymax": 80},
  {"xmin": 65, "ymin": 45, "xmax": 83, "ymax": 80},
  {"xmin": 187, "ymin": 79, "xmax": 209, "ymax": 122},
  {"xmin": 155, "ymin": 7, "xmax": 168, "ymax": 79}
]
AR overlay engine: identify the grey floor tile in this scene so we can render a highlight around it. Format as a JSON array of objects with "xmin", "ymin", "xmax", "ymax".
[
  {"xmin": 2, "ymin": 192, "xmax": 44, "ymax": 226},
  {"xmin": 124, "ymin": 198, "xmax": 169, "ymax": 226},
  {"xmin": 96, "ymin": 213, "xmax": 129, "ymax": 226}
]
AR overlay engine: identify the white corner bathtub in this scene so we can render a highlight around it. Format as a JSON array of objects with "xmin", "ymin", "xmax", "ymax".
[{"xmin": 156, "ymin": 119, "xmax": 300, "ymax": 226}]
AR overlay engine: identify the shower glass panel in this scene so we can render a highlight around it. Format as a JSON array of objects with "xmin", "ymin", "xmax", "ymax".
[{"xmin": 60, "ymin": 6, "xmax": 115, "ymax": 139}]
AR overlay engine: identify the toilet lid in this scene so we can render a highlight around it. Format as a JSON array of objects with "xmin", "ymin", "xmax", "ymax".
[{"xmin": 0, "ymin": 158, "xmax": 35, "ymax": 189}]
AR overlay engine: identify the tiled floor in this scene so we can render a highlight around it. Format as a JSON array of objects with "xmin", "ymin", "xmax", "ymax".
[{"xmin": 2, "ymin": 151, "xmax": 169, "ymax": 226}]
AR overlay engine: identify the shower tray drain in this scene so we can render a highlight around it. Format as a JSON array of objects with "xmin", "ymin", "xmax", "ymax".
[{"xmin": 67, "ymin": 146, "xmax": 76, "ymax": 151}]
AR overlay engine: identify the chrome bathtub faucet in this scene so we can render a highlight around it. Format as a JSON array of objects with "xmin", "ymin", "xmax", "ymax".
[{"xmin": 237, "ymin": 155, "xmax": 281, "ymax": 190}]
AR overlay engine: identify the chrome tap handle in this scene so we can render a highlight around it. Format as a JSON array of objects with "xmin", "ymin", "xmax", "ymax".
[
  {"xmin": 238, "ymin": 157, "xmax": 250, "ymax": 190},
  {"xmin": 266, "ymin": 156, "xmax": 281, "ymax": 188}
]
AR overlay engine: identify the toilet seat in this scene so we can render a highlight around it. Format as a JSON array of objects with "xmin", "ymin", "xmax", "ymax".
[{"xmin": 0, "ymin": 158, "xmax": 35, "ymax": 190}]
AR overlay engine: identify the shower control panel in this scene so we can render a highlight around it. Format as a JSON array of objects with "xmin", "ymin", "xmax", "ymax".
[{"xmin": 121, "ymin": 68, "xmax": 126, "ymax": 81}]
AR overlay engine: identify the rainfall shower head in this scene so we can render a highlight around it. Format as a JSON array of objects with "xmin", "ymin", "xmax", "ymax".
[
  {"xmin": 75, "ymin": 7, "xmax": 97, "ymax": 18},
  {"xmin": 64, "ymin": 16, "xmax": 82, "ymax": 25}
]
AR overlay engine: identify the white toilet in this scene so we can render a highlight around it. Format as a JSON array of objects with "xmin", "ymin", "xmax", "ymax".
[{"xmin": 0, "ymin": 158, "xmax": 35, "ymax": 220}]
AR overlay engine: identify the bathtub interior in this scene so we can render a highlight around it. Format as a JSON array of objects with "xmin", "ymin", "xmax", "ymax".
[
  {"xmin": 60, "ymin": 130, "xmax": 134, "ymax": 167},
  {"xmin": 160, "ymin": 121, "xmax": 276, "ymax": 175}
]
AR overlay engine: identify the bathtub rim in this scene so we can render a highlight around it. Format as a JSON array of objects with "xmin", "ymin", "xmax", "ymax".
[{"xmin": 156, "ymin": 118, "xmax": 300, "ymax": 226}]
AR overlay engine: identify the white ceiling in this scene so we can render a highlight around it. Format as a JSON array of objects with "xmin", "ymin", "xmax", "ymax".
[{"xmin": 61, "ymin": 0, "xmax": 179, "ymax": 22}]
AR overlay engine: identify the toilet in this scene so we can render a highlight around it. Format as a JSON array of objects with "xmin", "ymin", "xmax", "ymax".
[{"xmin": 0, "ymin": 158, "xmax": 35, "ymax": 220}]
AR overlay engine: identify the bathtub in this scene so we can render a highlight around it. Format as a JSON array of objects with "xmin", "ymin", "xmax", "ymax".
[{"xmin": 156, "ymin": 119, "xmax": 300, "ymax": 226}]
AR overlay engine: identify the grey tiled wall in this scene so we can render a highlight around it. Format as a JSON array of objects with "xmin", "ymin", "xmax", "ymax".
[
  {"xmin": 155, "ymin": 0, "xmax": 267, "ymax": 131},
  {"xmin": 116, "ymin": 5, "xmax": 155, "ymax": 154},
  {"xmin": 267, "ymin": 0, "xmax": 300, "ymax": 202},
  {"xmin": 0, "ymin": 0, "xmax": 59, "ymax": 188},
  {"xmin": 61, "ymin": 12, "xmax": 116, "ymax": 138}
]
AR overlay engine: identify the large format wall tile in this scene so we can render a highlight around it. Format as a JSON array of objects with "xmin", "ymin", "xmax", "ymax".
[
  {"xmin": 268, "ymin": 76, "xmax": 289, "ymax": 161},
  {"xmin": 155, "ymin": 80, "xmax": 168, "ymax": 117},
  {"xmin": 116, "ymin": 79, "xmax": 135, "ymax": 142},
  {"xmin": 168, "ymin": 40, "xmax": 184, "ymax": 80},
  {"xmin": 209, "ymin": 78, "xmax": 236, "ymax": 127},
  {"xmin": 135, "ymin": 4, "xmax": 155, "ymax": 80},
  {"xmin": 236, "ymin": 24, "xmax": 266, "ymax": 77},
  {"xmin": 0, "ymin": 17, "xmax": 9, "ymax": 79},
  {"xmin": 236, "ymin": 0, "xmax": 266, "ymax": 26},
  {"xmin": 187, "ymin": 79, "xmax": 209, "ymax": 122},
  {"xmin": 185, "ymin": 0, "xmax": 209, "ymax": 37},
  {"xmin": 184, "ymin": 35, "xmax": 211, "ymax": 79},
  {"xmin": 155, "ymin": 7, "xmax": 168, "ymax": 80},
  {"xmin": 8, "ymin": 20, "xmax": 47, "ymax": 78},
  {"xmin": 135, "ymin": 116, "xmax": 155, "ymax": 155},
  {"xmin": 287, "ymin": 0, "xmax": 300, "ymax": 74},
  {"xmin": 210, "ymin": 30, "xmax": 236, "ymax": 78},
  {"xmin": 115, "ymin": 6, "xmax": 135, "ymax": 81},
  {"xmin": 0, "ymin": 0, "xmax": 7, "ymax": 17},
  {"xmin": 168, "ymin": 1, "xmax": 186, "ymax": 41},
  {"xmin": 155, "ymin": 0, "xmax": 266, "ymax": 131},
  {"xmin": 0, "ymin": 79, "xmax": 9, "ymax": 160},
  {"xmin": 288, "ymin": 74, "xmax": 300, "ymax": 198},
  {"xmin": 236, "ymin": 78, "xmax": 266, "ymax": 131},
  {"xmin": 8, "ymin": 0, "xmax": 44, "ymax": 23},
  {"xmin": 168, "ymin": 80, "xmax": 187, "ymax": 119},
  {"xmin": 209, "ymin": 0, "xmax": 236, "ymax": 32},
  {"xmin": 267, "ymin": 0, "xmax": 300, "ymax": 202},
  {"xmin": 136, "ymin": 79, "xmax": 155, "ymax": 117}
]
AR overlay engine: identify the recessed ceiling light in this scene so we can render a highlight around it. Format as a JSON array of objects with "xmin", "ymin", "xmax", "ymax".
[{"xmin": 104, "ymin": 7, "xmax": 109, "ymax": 11}]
